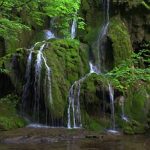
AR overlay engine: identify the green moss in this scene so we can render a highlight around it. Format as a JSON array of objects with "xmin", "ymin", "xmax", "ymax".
[
  {"xmin": 79, "ymin": 0, "xmax": 104, "ymax": 43},
  {"xmin": 81, "ymin": 73, "xmax": 108, "ymax": 104},
  {"xmin": 124, "ymin": 120, "xmax": 145, "ymax": 134},
  {"xmin": 81, "ymin": 111, "xmax": 110, "ymax": 132},
  {"xmin": 42, "ymin": 39, "xmax": 89, "ymax": 119},
  {"xmin": 108, "ymin": 16, "xmax": 132, "ymax": 66},
  {"xmin": 0, "ymin": 49, "xmax": 26, "ymax": 97},
  {"xmin": 0, "ymin": 94, "xmax": 27, "ymax": 130},
  {"xmin": 115, "ymin": 83, "xmax": 150, "ymax": 134},
  {"xmin": 84, "ymin": 26, "xmax": 100, "ymax": 44},
  {"xmin": 5, "ymin": 28, "xmax": 33, "ymax": 55},
  {"xmin": 125, "ymin": 84, "xmax": 148, "ymax": 122}
]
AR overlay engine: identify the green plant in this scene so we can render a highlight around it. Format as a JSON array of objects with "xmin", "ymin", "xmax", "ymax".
[{"xmin": 106, "ymin": 49, "xmax": 150, "ymax": 92}]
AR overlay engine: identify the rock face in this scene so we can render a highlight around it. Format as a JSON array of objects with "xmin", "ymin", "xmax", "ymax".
[
  {"xmin": 79, "ymin": 0, "xmax": 103, "ymax": 44},
  {"xmin": 78, "ymin": 0, "xmax": 150, "ymax": 133},
  {"xmin": 43, "ymin": 39, "xmax": 89, "ymax": 123},
  {"xmin": 21, "ymin": 39, "xmax": 89, "ymax": 126},
  {"xmin": 111, "ymin": 1, "xmax": 150, "ymax": 45},
  {"xmin": 108, "ymin": 16, "xmax": 132, "ymax": 66}
]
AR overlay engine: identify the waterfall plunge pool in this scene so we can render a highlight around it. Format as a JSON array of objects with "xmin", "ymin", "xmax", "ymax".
[{"xmin": 0, "ymin": 128, "xmax": 150, "ymax": 150}]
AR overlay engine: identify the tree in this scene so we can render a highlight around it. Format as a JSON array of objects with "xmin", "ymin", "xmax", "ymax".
[{"xmin": 0, "ymin": 0, "xmax": 83, "ymax": 40}]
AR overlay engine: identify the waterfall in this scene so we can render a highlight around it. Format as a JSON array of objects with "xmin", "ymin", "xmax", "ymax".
[
  {"xmin": 42, "ymin": 53, "xmax": 53, "ymax": 105},
  {"xmin": 23, "ymin": 43, "xmax": 53, "ymax": 124},
  {"xmin": 98, "ymin": 0, "xmax": 118, "ymax": 132},
  {"xmin": 22, "ymin": 29, "xmax": 55, "ymax": 126},
  {"xmin": 67, "ymin": 73, "xmax": 91, "ymax": 129},
  {"xmin": 34, "ymin": 43, "xmax": 46, "ymax": 122},
  {"xmin": 67, "ymin": 0, "xmax": 111, "ymax": 126},
  {"xmin": 71, "ymin": 19, "xmax": 77, "ymax": 39},
  {"xmin": 67, "ymin": 81, "xmax": 82, "ymax": 129},
  {"xmin": 98, "ymin": 0, "xmax": 110, "ymax": 72},
  {"xmin": 89, "ymin": 62, "xmax": 100, "ymax": 74},
  {"xmin": 87, "ymin": 0, "xmax": 116, "ymax": 132},
  {"xmin": 120, "ymin": 96, "xmax": 128, "ymax": 122},
  {"xmin": 33, "ymin": 42, "xmax": 53, "ymax": 124},
  {"xmin": 108, "ymin": 84, "xmax": 115, "ymax": 130},
  {"xmin": 90, "ymin": 0, "xmax": 110, "ymax": 73},
  {"xmin": 22, "ymin": 50, "xmax": 33, "ymax": 112},
  {"xmin": 44, "ymin": 30, "xmax": 55, "ymax": 40}
]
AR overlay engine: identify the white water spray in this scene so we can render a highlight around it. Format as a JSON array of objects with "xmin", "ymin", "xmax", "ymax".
[
  {"xmin": 120, "ymin": 96, "xmax": 128, "ymax": 122},
  {"xmin": 71, "ymin": 19, "xmax": 77, "ymax": 39},
  {"xmin": 67, "ymin": 81, "xmax": 82, "ymax": 129},
  {"xmin": 67, "ymin": 73, "xmax": 91, "ymax": 129},
  {"xmin": 108, "ymin": 84, "xmax": 115, "ymax": 130},
  {"xmin": 44, "ymin": 30, "xmax": 55, "ymax": 40}
]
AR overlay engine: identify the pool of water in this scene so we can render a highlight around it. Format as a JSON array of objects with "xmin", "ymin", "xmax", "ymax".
[{"xmin": 0, "ymin": 135, "xmax": 150, "ymax": 150}]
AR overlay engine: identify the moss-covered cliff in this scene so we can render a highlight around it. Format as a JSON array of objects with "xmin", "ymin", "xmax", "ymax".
[{"xmin": 0, "ymin": 0, "xmax": 149, "ymax": 133}]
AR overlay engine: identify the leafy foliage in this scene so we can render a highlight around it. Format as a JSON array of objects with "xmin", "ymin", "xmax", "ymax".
[
  {"xmin": 0, "ymin": 18, "xmax": 30, "ymax": 40},
  {"xmin": 43, "ymin": 0, "xmax": 84, "ymax": 37},
  {"xmin": 106, "ymin": 49, "xmax": 150, "ymax": 92},
  {"xmin": 0, "ymin": 0, "xmax": 83, "ymax": 40}
]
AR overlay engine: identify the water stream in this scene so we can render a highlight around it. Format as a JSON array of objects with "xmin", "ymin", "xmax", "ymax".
[
  {"xmin": 67, "ymin": 81, "xmax": 82, "ymax": 129},
  {"xmin": 67, "ymin": 0, "xmax": 113, "ymax": 129},
  {"xmin": 90, "ymin": 0, "xmax": 110, "ymax": 73},
  {"xmin": 67, "ymin": 75, "xmax": 88, "ymax": 129},
  {"xmin": 108, "ymin": 84, "xmax": 115, "ymax": 130},
  {"xmin": 120, "ymin": 96, "xmax": 128, "ymax": 122},
  {"xmin": 71, "ymin": 19, "xmax": 77, "ymax": 39},
  {"xmin": 96, "ymin": 0, "xmax": 117, "ymax": 132},
  {"xmin": 34, "ymin": 43, "xmax": 46, "ymax": 122},
  {"xmin": 67, "ymin": 71, "xmax": 92, "ymax": 129},
  {"xmin": 22, "ymin": 30, "xmax": 55, "ymax": 126}
]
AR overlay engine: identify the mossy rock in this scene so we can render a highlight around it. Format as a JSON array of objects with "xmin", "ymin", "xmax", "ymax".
[
  {"xmin": 125, "ymin": 83, "xmax": 149, "ymax": 122},
  {"xmin": 115, "ymin": 82, "xmax": 150, "ymax": 134},
  {"xmin": 108, "ymin": 16, "xmax": 132, "ymax": 66},
  {"xmin": 0, "ymin": 49, "xmax": 26, "ymax": 97},
  {"xmin": 79, "ymin": 0, "xmax": 103, "ymax": 44},
  {"xmin": 80, "ymin": 73, "xmax": 108, "ymax": 104},
  {"xmin": 0, "ymin": 94, "xmax": 27, "ymax": 130},
  {"xmin": 124, "ymin": 120, "xmax": 145, "ymax": 134},
  {"xmin": 81, "ymin": 110, "xmax": 110, "ymax": 132},
  {"xmin": 42, "ymin": 39, "xmax": 89, "ymax": 119}
]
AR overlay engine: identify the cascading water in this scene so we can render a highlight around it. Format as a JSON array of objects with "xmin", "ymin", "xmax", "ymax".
[
  {"xmin": 107, "ymin": 84, "xmax": 119, "ymax": 134},
  {"xmin": 120, "ymin": 96, "xmax": 128, "ymax": 122},
  {"xmin": 22, "ymin": 50, "xmax": 33, "ymax": 112},
  {"xmin": 89, "ymin": 62, "xmax": 99, "ymax": 74},
  {"xmin": 22, "ymin": 29, "xmax": 55, "ymax": 126},
  {"xmin": 97, "ymin": 0, "xmax": 110, "ymax": 72},
  {"xmin": 67, "ymin": 0, "xmax": 111, "ymax": 129},
  {"xmin": 44, "ymin": 30, "xmax": 55, "ymax": 40},
  {"xmin": 67, "ymin": 68, "xmax": 93, "ymax": 129},
  {"xmin": 108, "ymin": 84, "xmax": 115, "ymax": 130},
  {"xmin": 91, "ymin": 0, "xmax": 110, "ymax": 73},
  {"xmin": 71, "ymin": 19, "xmax": 77, "ymax": 39},
  {"xmin": 67, "ymin": 80, "xmax": 81, "ymax": 129},
  {"xmin": 67, "ymin": 81, "xmax": 82, "ymax": 129},
  {"xmin": 34, "ymin": 43, "xmax": 46, "ymax": 122},
  {"xmin": 42, "ymin": 53, "xmax": 53, "ymax": 105},
  {"xmin": 22, "ymin": 42, "xmax": 43, "ymax": 114},
  {"xmin": 91, "ymin": 0, "xmax": 118, "ymax": 132}
]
